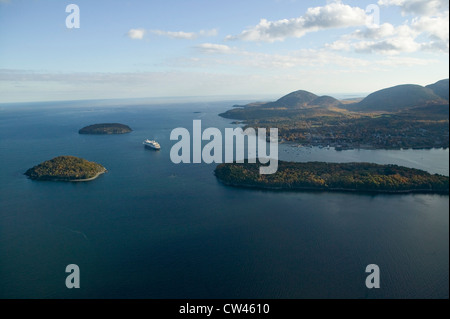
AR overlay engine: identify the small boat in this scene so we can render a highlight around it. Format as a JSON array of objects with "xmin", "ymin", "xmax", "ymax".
[{"xmin": 143, "ymin": 139, "xmax": 161, "ymax": 150}]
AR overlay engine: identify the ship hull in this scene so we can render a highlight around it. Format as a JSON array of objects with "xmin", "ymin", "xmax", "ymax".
[{"xmin": 144, "ymin": 144, "xmax": 161, "ymax": 150}]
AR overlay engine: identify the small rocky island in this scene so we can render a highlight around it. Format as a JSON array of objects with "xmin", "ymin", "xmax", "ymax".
[
  {"xmin": 79, "ymin": 123, "xmax": 132, "ymax": 135},
  {"xmin": 25, "ymin": 156, "xmax": 106, "ymax": 182},
  {"xmin": 215, "ymin": 161, "xmax": 449, "ymax": 194}
]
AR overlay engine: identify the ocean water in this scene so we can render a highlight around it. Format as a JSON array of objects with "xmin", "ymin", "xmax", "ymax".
[{"xmin": 0, "ymin": 100, "xmax": 448, "ymax": 299}]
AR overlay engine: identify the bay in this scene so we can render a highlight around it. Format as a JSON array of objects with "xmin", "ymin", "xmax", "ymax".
[{"xmin": 0, "ymin": 100, "xmax": 448, "ymax": 298}]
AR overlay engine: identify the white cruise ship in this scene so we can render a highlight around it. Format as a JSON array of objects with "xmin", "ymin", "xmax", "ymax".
[{"xmin": 143, "ymin": 139, "xmax": 161, "ymax": 150}]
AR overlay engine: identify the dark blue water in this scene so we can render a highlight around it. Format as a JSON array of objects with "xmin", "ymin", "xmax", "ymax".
[{"xmin": 0, "ymin": 100, "xmax": 448, "ymax": 299}]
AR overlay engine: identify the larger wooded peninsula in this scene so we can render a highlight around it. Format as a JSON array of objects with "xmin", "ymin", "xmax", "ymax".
[
  {"xmin": 220, "ymin": 79, "xmax": 449, "ymax": 150},
  {"xmin": 215, "ymin": 161, "xmax": 449, "ymax": 194}
]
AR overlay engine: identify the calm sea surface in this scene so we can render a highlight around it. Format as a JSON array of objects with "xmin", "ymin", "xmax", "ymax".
[{"xmin": 0, "ymin": 100, "xmax": 448, "ymax": 298}]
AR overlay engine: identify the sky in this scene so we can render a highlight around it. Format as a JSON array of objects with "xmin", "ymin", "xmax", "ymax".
[{"xmin": 0, "ymin": 0, "xmax": 448, "ymax": 103}]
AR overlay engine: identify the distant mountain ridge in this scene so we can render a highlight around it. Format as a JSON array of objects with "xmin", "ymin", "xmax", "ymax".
[
  {"xmin": 240, "ymin": 90, "xmax": 343, "ymax": 109},
  {"xmin": 309, "ymin": 95, "xmax": 342, "ymax": 108},
  {"xmin": 264, "ymin": 90, "xmax": 318, "ymax": 108},
  {"xmin": 228, "ymin": 79, "xmax": 448, "ymax": 113},
  {"xmin": 426, "ymin": 79, "xmax": 449, "ymax": 101},
  {"xmin": 353, "ymin": 80, "xmax": 448, "ymax": 112}
]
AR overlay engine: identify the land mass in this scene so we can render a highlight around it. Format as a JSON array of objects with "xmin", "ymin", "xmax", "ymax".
[
  {"xmin": 25, "ymin": 156, "xmax": 106, "ymax": 181},
  {"xmin": 219, "ymin": 79, "xmax": 449, "ymax": 150},
  {"xmin": 215, "ymin": 161, "xmax": 449, "ymax": 194},
  {"xmin": 79, "ymin": 123, "xmax": 132, "ymax": 135}
]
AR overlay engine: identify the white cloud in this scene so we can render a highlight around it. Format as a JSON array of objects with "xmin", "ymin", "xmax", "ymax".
[
  {"xmin": 196, "ymin": 43, "xmax": 234, "ymax": 54},
  {"xmin": 126, "ymin": 28, "xmax": 217, "ymax": 40},
  {"xmin": 226, "ymin": 2, "xmax": 368, "ymax": 42},
  {"xmin": 411, "ymin": 12, "xmax": 449, "ymax": 41},
  {"xmin": 192, "ymin": 45, "xmax": 372, "ymax": 69},
  {"xmin": 151, "ymin": 30, "xmax": 197, "ymax": 40},
  {"xmin": 377, "ymin": 56, "xmax": 438, "ymax": 66},
  {"xmin": 420, "ymin": 41, "xmax": 449, "ymax": 53},
  {"xmin": 243, "ymin": 50, "xmax": 372, "ymax": 69},
  {"xmin": 127, "ymin": 28, "xmax": 146, "ymax": 40},
  {"xmin": 172, "ymin": 43, "xmax": 439, "ymax": 74},
  {"xmin": 327, "ymin": 24, "xmax": 418, "ymax": 54},
  {"xmin": 352, "ymin": 23, "xmax": 397, "ymax": 39},
  {"xmin": 353, "ymin": 36, "xmax": 422, "ymax": 54},
  {"xmin": 328, "ymin": 14, "xmax": 449, "ymax": 55},
  {"xmin": 151, "ymin": 29, "xmax": 217, "ymax": 40},
  {"xmin": 378, "ymin": 0, "xmax": 449, "ymax": 16},
  {"xmin": 374, "ymin": 1, "xmax": 449, "ymax": 53}
]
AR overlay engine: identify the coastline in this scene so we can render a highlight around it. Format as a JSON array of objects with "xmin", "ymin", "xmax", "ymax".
[
  {"xmin": 69, "ymin": 168, "xmax": 107, "ymax": 182},
  {"xmin": 79, "ymin": 131, "xmax": 131, "ymax": 135},
  {"xmin": 27, "ymin": 168, "xmax": 107, "ymax": 182},
  {"xmin": 216, "ymin": 178, "xmax": 450, "ymax": 195},
  {"xmin": 283, "ymin": 143, "xmax": 450, "ymax": 152},
  {"xmin": 226, "ymin": 122, "xmax": 448, "ymax": 151}
]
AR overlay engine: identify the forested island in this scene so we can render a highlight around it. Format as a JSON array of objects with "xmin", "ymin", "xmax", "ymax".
[
  {"xmin": 215, "ymin": 161, "xmax": 449, "ymax": 194},
  {"xmin": 25, "ymin": 156, "xmax": 106, "ymax": 181},
  {"xmin": 79, "ymin": 123, "xmax": 132, "ymax": 134}
]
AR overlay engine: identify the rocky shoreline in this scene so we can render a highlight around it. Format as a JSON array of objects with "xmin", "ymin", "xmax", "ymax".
[{"xmin": 216, "ymin": 177, "xmax": 449, "ymax": 195}]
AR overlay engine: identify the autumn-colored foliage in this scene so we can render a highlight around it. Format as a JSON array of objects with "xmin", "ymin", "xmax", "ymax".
[
  {"xmin": 215, "ymin": 161, "xmax": 449, "ymax": 194},
  {"xmin": 25, "ymin": 156, "xmax": 106, "ymax": 181}
]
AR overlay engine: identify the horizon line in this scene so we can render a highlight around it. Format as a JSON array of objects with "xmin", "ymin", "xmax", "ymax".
[{"xmin": 0, "ymin": 92, "xmax": 370, "ymax": 106}]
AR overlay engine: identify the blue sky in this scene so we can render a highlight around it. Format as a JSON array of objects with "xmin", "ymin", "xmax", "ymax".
[{"xmin": 0, "ymin": 0, "xmax": 448, "ymax": 103}]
